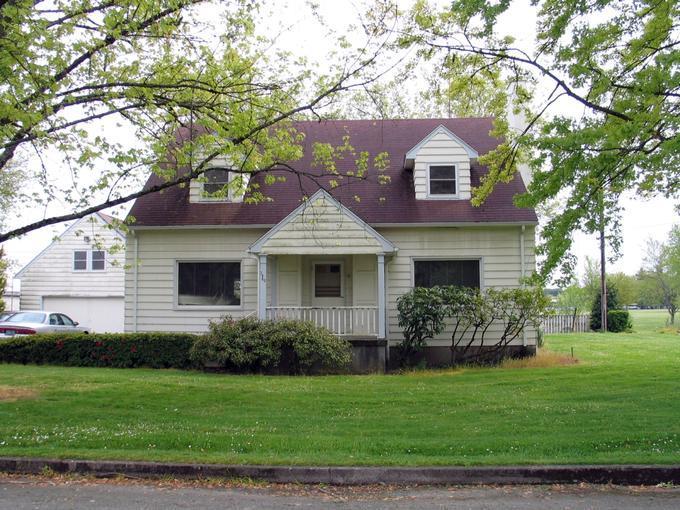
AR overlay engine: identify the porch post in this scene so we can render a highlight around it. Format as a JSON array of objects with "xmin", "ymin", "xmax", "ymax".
[
  {"xmin": 377, "ymin": 253, "xmax": 386, "ymax": 339},
  {"xmin": 258, "ymin": 254, "xmax": 268, "ymax": 320}
]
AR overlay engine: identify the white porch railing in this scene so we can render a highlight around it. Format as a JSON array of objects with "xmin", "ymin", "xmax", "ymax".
[{"xmin": 265, "ymin": 306, "xmax": 378, "ymax": 336}]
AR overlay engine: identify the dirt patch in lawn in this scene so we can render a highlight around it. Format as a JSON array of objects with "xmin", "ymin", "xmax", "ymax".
[
  {"xmin": 500, "ymin": 349, "xmax": 578, "ymax": 369},
  {"xmin": 0, "ymin": 385, "xmax": 39, "ymax": 402}
]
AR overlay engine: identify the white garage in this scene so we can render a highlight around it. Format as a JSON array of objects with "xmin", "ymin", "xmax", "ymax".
[{"xmin": 42, "ymin": 296, "xmax": 125, "ymax": 333}]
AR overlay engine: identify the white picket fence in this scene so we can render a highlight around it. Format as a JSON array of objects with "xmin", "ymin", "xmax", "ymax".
[{"xmin": 541, "ymin": 313, "xmax": 590, "ymax": 334}]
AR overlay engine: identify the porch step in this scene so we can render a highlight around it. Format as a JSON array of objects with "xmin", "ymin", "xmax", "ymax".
[{"xmin": 344, "ymin": 336, "xmax": 386, "ymax": 346}]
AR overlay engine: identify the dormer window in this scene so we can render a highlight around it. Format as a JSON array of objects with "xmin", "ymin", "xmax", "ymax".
[
  {"xmin": 203, "ymin": 168, "xmax": 231, "ymax": 197},
  {"xmin": 191, "ymin": 164, "xmax": 249, "ymax": 204},
  {"xmin": 428, "ymin": 165, "xmax": 457, "ymax": 197}
]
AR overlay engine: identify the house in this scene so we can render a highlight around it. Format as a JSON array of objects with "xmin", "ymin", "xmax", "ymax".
[
  {"xmin": 16, "ymin": 212, "xmax": 126, "ymax": 332},
  {"xmin": 125, "ymin": 118, "xmax": 537, "ymax": 368}
]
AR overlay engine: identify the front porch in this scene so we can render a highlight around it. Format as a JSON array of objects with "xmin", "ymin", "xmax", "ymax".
[
  {"xmin": 266, "ymin": 305, "xmax": 379, "ymax": 337},
  {"xmin": 248, "ymin": 190, "xmax": 396, "ymax": 341},
  {"xmin": 256, "ymin": 253, "xmax": 387, "ymax": 338}
]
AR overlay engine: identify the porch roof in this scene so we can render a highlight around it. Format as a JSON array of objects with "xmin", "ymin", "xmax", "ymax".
[{"xmin": 248, "ymin": 189, "xmax": 397, "ymax": 255}]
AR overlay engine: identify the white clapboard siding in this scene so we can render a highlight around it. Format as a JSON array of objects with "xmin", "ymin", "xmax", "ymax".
[
  {"xmin": 18, "ymin": 214, "xmax": 125, "ymax": 311},
  {"xmin": 124, "ymin": 228, "xmax": 266, "ymax": 333},
  {"xmin": 257, "ymin": 195, "xmax": 384, "ymax": 255},
  {"xmin": 377, "ymin": 226, "xmax": 537, "ymax": 346},
  {"xmin": 412, "ymin": 130, "xmax": 472, "ymax": 200},
  {"xmin": 126, "ymin": 224, "xmax": 537, "ymax": 346}
]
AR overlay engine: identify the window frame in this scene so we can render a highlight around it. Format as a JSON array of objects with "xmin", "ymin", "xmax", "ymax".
[
  {"xmin": 73, "ymin": 250, "xmax": 88, "ymax": 271},
  {"xmin": 426, "ymin": 164, "xmax": 459, "ymax": 199},
  {"xmin": 173, "ymin": 259, "xmax": 244, "ymax": 311},
  {"xmin": 411, "ymin": 257, "xmax": 484, "ymax": 290},
  {"xmin": 199, "ymin": 167, "xmax": 233, "ymax": 202},
  {"xmin": 91, "ymin": 250, "xmax": 106, "ymax": 271},
  {"xmin": 73, "ymin": 249, "xmax": 106, "ymax": 272},
  {"xmin": 311, "ymin": 261, "xmax": 345, "ymax": 299}
]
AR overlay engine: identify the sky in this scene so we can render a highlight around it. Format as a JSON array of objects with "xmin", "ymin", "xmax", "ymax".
[{"xmin": 2, "ymin": 0, "xmax": 678, "ymax": 292}]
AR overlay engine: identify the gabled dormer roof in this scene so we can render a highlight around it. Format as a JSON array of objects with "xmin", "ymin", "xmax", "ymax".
[
  {"xmin": 15, "ymin": 212, "xmax": 124, "ymax": 278},
  {"xmin": 403, "ymin": 124, "xmax": 479, "ymax": 170},
  {"xmin": 249, "ymin": 189, "xmax": 396, "ymax": 255}
]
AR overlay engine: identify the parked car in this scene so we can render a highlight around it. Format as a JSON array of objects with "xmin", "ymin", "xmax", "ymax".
[
  {"xmin": 0, "ymin": 311, "xmax": 90, "ymax": 337},
  {"xmin": 0, "ymin": 311, "xmax": 17, "ymax": 322}
]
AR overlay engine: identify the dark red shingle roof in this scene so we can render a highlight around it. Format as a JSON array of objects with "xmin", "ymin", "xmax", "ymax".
[{"xmin": 128, "ymin": 118, "xmax": 537, "ymax": 227}]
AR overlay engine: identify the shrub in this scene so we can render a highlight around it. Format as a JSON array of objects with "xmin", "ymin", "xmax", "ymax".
[
  {"xmin": 590, "ymin": 284, "xmax": 621, "ymax": 331},
  {"xmin": 396, "ymin": 287, "xmax": 447, "ymax": 366},
  {"xmin": 0, "ymin": 333, "xmax": 195, "ymax": 368},
  {"xmin": 190, "ymin": 316, "xmax": 263, "ymax": 371},
  {"xmin": 607, "ymin": 310, "xmax": 632, "ymax": 333},
  {"xmin": 190, "ymin": 316, "xmax": 351, "ymax": 375}
]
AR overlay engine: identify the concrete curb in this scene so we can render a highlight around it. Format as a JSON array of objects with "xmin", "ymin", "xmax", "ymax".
[{"xmin": 1, "ymin": 457, "xmax": 679, "ymax": 485}]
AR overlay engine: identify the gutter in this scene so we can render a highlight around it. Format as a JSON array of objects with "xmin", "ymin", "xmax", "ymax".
[{"xmin": 133, "ymin": 231, "xmax": 139, "ymax": 333}]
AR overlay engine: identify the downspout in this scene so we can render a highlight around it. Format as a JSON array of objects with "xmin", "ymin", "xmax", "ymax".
[
  {"xmin": 520, "ymin": 225, "xmax": 527, "ymax": 347},
  {"xmin": 133, "ymin": 231, "xmax": 139, "ymax": 333}
]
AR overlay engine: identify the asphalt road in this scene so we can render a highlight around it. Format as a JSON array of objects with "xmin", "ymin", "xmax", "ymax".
[{"xmin": 1, "ymin": 478, "xmax": 679, "ymax": 510}]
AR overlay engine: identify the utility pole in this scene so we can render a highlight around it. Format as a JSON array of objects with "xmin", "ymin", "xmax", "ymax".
[{"xmin": 599, "ymin": 198, "xmax": 607, "ymax": 333}]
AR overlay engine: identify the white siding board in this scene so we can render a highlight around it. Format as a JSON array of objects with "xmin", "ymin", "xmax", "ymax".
[
  {"xmin": 411, "ymin": 130, "xmax": 473, "ymax": 200},
  {"xmin": 378, "ymin": 226, "xmax": 537, "ymax": 347},
  {"xmin": 125, "ymin": 228, "xmax": 265, "ymax": 333}
]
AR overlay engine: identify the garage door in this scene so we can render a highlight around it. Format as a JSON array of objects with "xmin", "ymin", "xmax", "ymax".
[{"xmin": 42, "ymin": 296, "xmax": 124, "ymax": 333}]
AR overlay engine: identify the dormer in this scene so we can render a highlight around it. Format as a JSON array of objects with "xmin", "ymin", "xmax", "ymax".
[
  {"xmin": 403, "ymin": 125, "xmax": 478, "ymax": 201},
  {"xmin": 189, "ymin": 156, "xmax": 250, "ymax": 204}
]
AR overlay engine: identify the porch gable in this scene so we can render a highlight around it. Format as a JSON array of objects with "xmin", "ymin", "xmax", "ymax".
[{"xmin": 248, "ymin": 189, "xmax": 396, "ymax": 255}]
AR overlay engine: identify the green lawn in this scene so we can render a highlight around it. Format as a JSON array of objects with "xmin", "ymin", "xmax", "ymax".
[{"xmin": 0, "ymin": 310, "xmax": 678, "ymax": 466}]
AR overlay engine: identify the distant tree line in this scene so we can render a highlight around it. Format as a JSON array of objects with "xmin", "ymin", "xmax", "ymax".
[{"xmin": 553, "ymin": 227, "xmax": 680, "ymax": 326}]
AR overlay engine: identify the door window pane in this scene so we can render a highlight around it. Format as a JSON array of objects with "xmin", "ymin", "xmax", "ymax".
[
  {"xmin": 315, "ymin": 264, "xmax": 342, "ymax": 297},
  {"xmin": 178, "ymin": 262, "xmax": 241, "ymax": 306}
]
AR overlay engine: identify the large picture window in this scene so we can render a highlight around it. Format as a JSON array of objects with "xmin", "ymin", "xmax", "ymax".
[
  {"xmin": 428, "ymin": 165, "xmax": 457, "ymax": 195},
  {"xmin": 177, "ymin": 261, "xmax": 241, "ymax": 306},
  {"xmin": 414, "ymin": 260, "xmax": 480, "ymax": 289}
]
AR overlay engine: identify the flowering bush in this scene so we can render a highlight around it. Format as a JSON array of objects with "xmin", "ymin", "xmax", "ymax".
[{"xmin": 0, "ymin": 333, "xmax": 195, "ymax": 368}]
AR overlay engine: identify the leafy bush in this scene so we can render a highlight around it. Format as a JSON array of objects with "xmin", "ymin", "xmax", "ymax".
[
  {"xmin": 607, "ymin": 310, "xmax": 632, "ymax": 333},
  {"xmin": 190, "ymin": 316, "xmax": 351, "ymax": 375},
  {"xmin": 190, "ymin": 316, "xmax": 263, "ymax": 370},
  {"xmin": 0, "ymin": 333, "xmax": 195, "ymax": 368},
  {"xmin": 396, "ymin": 287, "xmax": 447, "ymax": 366},
  {"xmin": 397, "ymin": 285, "xmax": 549, "ymax": 366}
]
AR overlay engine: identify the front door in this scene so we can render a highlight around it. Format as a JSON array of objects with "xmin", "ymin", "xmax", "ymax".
[{"xmin": 312, "ymin": 262, "xmax": 345, "ymax": 307}]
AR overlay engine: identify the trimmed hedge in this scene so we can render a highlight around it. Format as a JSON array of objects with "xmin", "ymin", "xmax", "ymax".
[
  {"xmin": 0, "ymin": 333, "xmax": 195, "ymax": 369},
  {"xmin": 608, "ymin": 310, "xmax": 632, "ymax": 333},
  {"xmin": 190, "ymin": 316, "xmax": 352, "ymax": 374}
]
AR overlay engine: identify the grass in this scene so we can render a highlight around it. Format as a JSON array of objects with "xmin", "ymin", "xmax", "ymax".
[{"xmin": 0, "ymin": 309, "xmax": 678, "ymax": 466}]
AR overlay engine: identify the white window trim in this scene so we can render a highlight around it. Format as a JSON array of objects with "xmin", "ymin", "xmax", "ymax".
[
  {"xmin": 410, "ymin": 256, "xmax": 484, "ymax": 290},
  {"xmin": 198, "ymin": 168, "xmax": 233, "ymax": 203},
  {"xmin": 426, "ymin": 164, "xmax": 459, "ymax": 199},
  {"xmin": 91, "ymin": 250, "xmax": 106, "ymax": 271},
  {"xmin": 72, "ymin": 249, "xmax": 106, "ymax": 272},
  {"xmin": 173, "ymin": 259, "xmax": 244, "ymax": 311},
  {"xmin": 311, "ymin": 261, "xmax": 345, "ymax": 299}
]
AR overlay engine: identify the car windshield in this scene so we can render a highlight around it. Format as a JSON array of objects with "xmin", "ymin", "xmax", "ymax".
[
  {"xmin": 7, "ymin": 312, "xmax": 46, "ymax": 323},
  {"xmin": 0, "ymin": 313, "xmax": 14, "ymax": 321}
]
